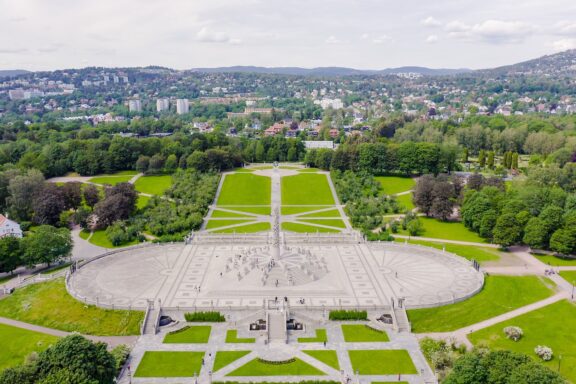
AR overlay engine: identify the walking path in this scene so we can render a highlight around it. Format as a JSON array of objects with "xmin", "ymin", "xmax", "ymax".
[{"xmin": 393, "ymin": 235, "xmax": 499, "ymax": 248}]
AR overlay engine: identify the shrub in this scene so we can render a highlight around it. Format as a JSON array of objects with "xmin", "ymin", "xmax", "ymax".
[
  {"xmin": 503, "ymin": 326, "xmax": 523, "ymax": 341},
  {"xmin": 256, "ymin": 358, "xmax": 296, "ymax": 365},
  {"xmin": 184, "ymin": 311, "xmax": 225, "ymax": 322},
  {"xmin": 328, "ymin": 310, "xmax": 367, "ymax": 321},
  {"xmin": 534, "ymin": 345, "xmax": 553, "ymax": 361},
  {"xmin": 110, "ymin": 344, "xmax": 131, "ymax": 372}
]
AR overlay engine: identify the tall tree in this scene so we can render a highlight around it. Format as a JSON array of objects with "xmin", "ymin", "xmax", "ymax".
[
  {"xmin": 0, "ymin": 236, "xmax": 22, "ymax": 274},
  {"xmin": 7, "ymin": 169, "xmax": 44, "ymax": 221},
  {"xmin": 22, "ymin": 225, "xmax": 72, "ymax": 266}
]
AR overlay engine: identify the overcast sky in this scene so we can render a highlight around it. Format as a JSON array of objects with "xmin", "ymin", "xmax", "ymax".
[{"xmin": 1, "ymin": 0, "xmax": 576, "ymax": 71}]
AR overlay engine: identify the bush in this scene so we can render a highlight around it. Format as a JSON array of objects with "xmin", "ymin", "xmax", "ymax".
[
  {"xmin": 110, "ymin": 344, "xmax": 131, "ymax": 372},
  {"xmin": 503, "ymin": 326, "xmax": 523, "ymax": 341},
  {"xmin": 256, "ymin": 358, "xmax": 296, "ymax": 365},
  {"xmin": 184, "ymin": 311, "xmax": 225, "ymax": 322},
  {"xmin": 364, "ymin": 230, "xmax": 392, "ymax": 241},
  {"xmin": 534, "ymin": 345, "xmax": 553, "ymax": 361},
  {"xmin": 328, "ymin": 310, "xmax": 367, "ymax": 321}
]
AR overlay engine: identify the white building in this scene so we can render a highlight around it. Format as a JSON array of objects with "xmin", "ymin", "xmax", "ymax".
[
  {"xmin": 0, "ymin": 214, "xmax": 23, "ymax": 238},
  {"xmin": 304, "ymin": 141, "xmax": 336, "ymax": 149},
  {"xmin": 128, "ymin": 99, "xmax": 142, "ymax": 113},
  {"xmin": 176, "ymin": 99, "xmax": 189, "ymax": 115},
  {"xmin": 156, "ymin": 98, "xmax": 170, "ymax": 112},
  {"xmin": 316, "ymin": 98, "xmax": 344, "ymax": 110}
]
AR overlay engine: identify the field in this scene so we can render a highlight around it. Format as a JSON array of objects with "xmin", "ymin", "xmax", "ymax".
[
  {"xmin": 341, "ymin": 325, "xmax": 390, "ymax": 342},
  {"xmin": 227, "ymin": 358, "xmax": 325, "ymax": 376},
  {"xmin": 375, "ymin": 176, "xmax": 415, "ymax": 195},
  {"xmin": 559, "ymin": 270, "xmax": 576, "ymax": 284},
  {"xmin": 397, "ymin": 217, "xmax": 486, "ymax": 243},
  {"xmin": 89, "ymin": 175, "xmax": 134, "ymax": 185},
  {"xmin": 281, "ymin": 222, "xmax": 340, "ymax": 233},
  {"xmin": 397, "ymin": 238, "xmax": 502, "ymax": 264},
  {"xmin": 163, "ymin": 326, "xmax": 211, "ymax": 343},
  {"xmin": 212, "ymin": 222, "xmax": 271, "ymax": 233},
  {"xmin": 0, "ymin": 279, "xmax": 143, "ymax": 336},
  {"xmin": 205, "ymin": 219, "xmax": 254, "ymax": 229},
  {"xmin": 211, "ymin": 210, "xmax": 255, "ymax": 218},
  {"xmin": 281, "ymin": 174, "xmax": 335, "ymax": 205},
  {"xmin": 348, "ymin": 350, "xmax": 417, "ymax": 375},
  {"xmin": 213, "ymin": 351, "xmax": 251, "ymax": 371},
  {"xmin": 298, "ymin": 219, "xmax": 346, "ymax": 228},
  {"xmin": 281, "ymin": 206, "xmax": 329, "ymax": 215},
  {"xmin": 395, "ymin": 193, "xmax": 414, "ymax": 211},
  {"xmin": 225, "ymin": 330, "xmax": 256, "ymax": 343},
  {"xmin": 532, "ymin": 253, "xmax": 576, "ymax": 266},
  {"xmin": 88, "ymin": 229, "xmax": 140, "ymax": 248},
  {"xmin": 302, "ymin": 350, "xmax": 340, "ymax": 369},
  {"xmin": 218, "ymin": 173, "xmax": 271, "ymax": 205},
  {"xmin": 0, "ymin": 323, "xmax": 59, "ymax": 370},
  {"xmin": 134, "ymin": 351, "xmax": 205, "ymax": 377},
  {"xmin": 468, "ymin": 300, "xmax": 576, "ymax": 383},
  {"xmin": 407, "ymin": 275, "xmax": 555, "ymax": 332},
  {"xmin": 134, "ymin": 175, "xmax": 173, "ymax": 195},
  {"xmin": 299, "ymin": 209, "xmax": 341, "ymax": 218}
]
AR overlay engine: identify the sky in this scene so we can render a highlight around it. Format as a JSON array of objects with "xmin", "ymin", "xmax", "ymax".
[{"xmin": 1, "ymin": 0, "xmax": 576, "ymax": 71}]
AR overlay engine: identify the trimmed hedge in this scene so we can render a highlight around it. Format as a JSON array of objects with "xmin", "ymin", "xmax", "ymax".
[
  {"xmin": 184, "ymin": 311, "xmax": 225, "ymax": 322},
  {"xmin": 329, "ymin": 310, "xmax": 367, "ymax": 321},
  {"xmin": 257, "ymin": 358, "xmax": 297, "ymax": 365}
]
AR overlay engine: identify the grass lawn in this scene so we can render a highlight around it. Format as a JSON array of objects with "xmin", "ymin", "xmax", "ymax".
[
  {"xmin": 408, "ymin": 275, "xmax": 555, "ymax": 333},
  {"xmin": 559, "ymin": 271, "xmax": 576, "ymax": 285},
  {"xmin": 0, "ymin": 279, "xmax": 143, "ymax": 335},
  {"xmin": 0, "ymin": 323, "xmax": 59, "ymax": 371},
  {"xmin": 134, "ymin": 351, "xmax": 204, "ymax": 377},
  {"xmin": 218, "ymin": 173, "xmax": 271, "ymax": 205},
  {"xmin": 134, "ymin": 175, "xmax": 173, "ymax": 195},
  {"xmin": 397, "ymin": 217, "xmax": 486, "ymax": 243},
  {"xmin": 298, "ymin": 168, "xmax": 320, "ymax": 173},
  {"xmin": 375, "ymin": 176, "xmax": 415, "ymax": 195},
  {"xmin": 532, "ymin": 253, "xmax": 576, "ymax": 266},
  {"xmin": 281, "ymin": 174, "xmax": 335, "ymax": 205},
  {"xmin": 79, "ymin": 229, "xmax": 90, "ymax": 240},
  {"xmin": 298, "ymin": 209, "xmax": 341, "ymax": 218},
  {"xmin": 341, "ymin": 325, "xmax": 390, "ymax": 342},
  {"xmin": 303, "ymin": 350, "xmax": 340, "ymax": 370},
  {"xmin": 213, "ymin": 351, "xmax": 251, "ymax": 371},
  {"xmin": 227, "ymin": 358, "xmax": 325, "ymax": 376},
  {"xmin": 397, "ymin": 239, "xmax": 502, "ymax": 264},
  {"xmin": 212, "ymin": 222, "xmax": 271, "ymax": 233},
  {"xmin": 136, "ymin": 194, "xmax": 150, "ymax": 210},
  {"xmin": 395, "ymin": 193, "xmax": 414, "ymax": 211},
  {"xmin": 298, "ymin": 329, "xmax": 327, "ymax": 343},
  {"xmin": 219, "ymin": 206, "xmax": 271, "ymax": 215},
  {"xmin": 88, "ymin": 229, "xmax": 140, "ymax": 248},
  {"xmin": 281, "ymin": 222, "xmax": 340, "ymax": 233},
  {"xmin": 298, "ymin": 219, "xmax": 346, "ymax": 228},
  {"xmin": 468, "ymin": 300, "xmax": 576, "ymax": 383},
  {"xmin": 281, "ymin": 206, "xmax": 328, "ymax": 215},
  {"xmin": 226, "ymin": 330, "xmax": 256, "ymax": 343},
  {"xmin": 233, "ymin": 168, "xmax": 254, "ymax": 173},
  {"xmin": 205, "ymin": 219, "xmax": 254, "ymax": 229},
  {"xmin": 163, "ymin": 325, "xmax": 211, "ymax": 343},
  {"xmin": 89, "ymin": 175, "xmax": 134, "ymax": 185},
  {"xmin": 211, "ymin": 210, "xmax": 255, "ymax": 218},
  {"xmin": 348, "ymin": 350, "xmax": 417, "ymax": 375}
]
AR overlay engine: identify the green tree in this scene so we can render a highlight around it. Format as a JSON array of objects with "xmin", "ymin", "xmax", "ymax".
[
  {"xmin": 487, "ymin": 151, "xmax": 495, "ymax": 169},
  {"xmin": 0, "ymin": 236, "xmax": 22, "ymax": 274},
  {"xmin": 522, "ymin": 217, "xmax": 548, "ymax": 249},
  {"xmin": 22, "ymin": 225, "xmax": 72, "ymax": 267},
  {"xmin": 478, "ymin": 150, "xmax": 486, "ymax": 167},
  {"xmin": 493, "ymin": 213, "xmax": 522, "ymax": 248},
  {"xmin": 164, "ymin": 154, "xmax": 178, "ymax": 173},
  {"xmin": 550, "ymin": 228, "xmax": 576, "ymax": 255}
]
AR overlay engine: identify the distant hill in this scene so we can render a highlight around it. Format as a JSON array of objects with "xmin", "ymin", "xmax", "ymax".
[
  {"xmin": 481, "ymin": 49, "xmax": 576, "ymax": 76},
  {"xmin": 0, "ymin": 69, "xmax": 31, "ymax": 78},
  {"xmin": 191, "ymin": 66, "xmax": 472, "ymax": 77}
]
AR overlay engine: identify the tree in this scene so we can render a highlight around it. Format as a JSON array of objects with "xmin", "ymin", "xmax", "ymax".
[
  {"xmin": 61, "ymin": 182, "xmax": 82, "ymax": 210},
  {"xmin": 550, "ymin": 229, "xmax": 576, "ymax": 255},
  {"xmin": 478, "ymin": 150, "xmax": 486, "ymax": 167},
  {"xmin": 164, "ymin": 154, "xmax": 178, "ymax": 173},
  {"xmin": 135, "ymin": 155, "xmax": 150, "ymax": 173},
  {"xmin": 444, "ymin": 352, "xmax": 487, "ymax": 384},
  {"xmin": 92, "ymin": 183, "xmax": 138, "ymax": 229},
  {"xmin": 148, "ymin": 154, "xmax": 164, "ymax": 174},
  {"xmin": 0, "ymin": 236, "xmax": 22, "ymax": 274},
  {"xmin": 522, "ymin": 217, "xmax": 549, "ymax": 249},
  {"xmin": 512, "ymin": 152, "xmax": 519, "ymax": 169},
  {"xmin": 21, "ymin": 225, "xmax": 72, "ymax": 266},
  {"xmin": 407, "ymin": 218, "xmax": 424, "ymax": 236},
  {"xmin": 82, "ymin": 184, "xmax": 100, "ymax": 209},
  {"xmin": 430, "ymin": 180, "xmax": 455, "ymax": 221},
  {"xmin": 467, "ymin": 173, "xmax": 484, "ymax": 191},
  {"xmin": 493, "ymin": 213, "xmax": 522, "ymax": 248},
  {"xmin": 186, "ymin": 151, "xmax": 208, "ymax": 172},
  {"xmin": 487, "ymin": 151, "xmax": 495, "ymax": 169},
  {"xmin": 32, "ymin": 184, "xmax": 65, "ymax": 226},
  {"xmin": 7, "ymin": 169, "xmax": 45, "ymax": 221},
  {"xmin": 414, "ymin": 175, "xmax": 435, "ymax": 215}
]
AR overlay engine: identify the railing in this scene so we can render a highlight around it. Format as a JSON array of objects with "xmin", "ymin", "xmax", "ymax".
[{"xmin": 140, "ymin": 301, "xmax": 152, "ymax": 335}]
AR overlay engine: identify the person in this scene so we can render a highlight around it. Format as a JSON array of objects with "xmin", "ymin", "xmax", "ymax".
[
  {"xmin": 323, "ymin": 340, "xmax": 327, "ymax": 347},
  {"xmin": 202, "ymin": 358, "xmax": 205, "ymax": 366}
]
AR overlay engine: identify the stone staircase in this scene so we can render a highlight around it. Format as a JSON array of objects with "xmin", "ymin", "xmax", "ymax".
[
  {"xmin": 393, "ymin": 307, "xmax": 411, "ymax": 332},
  {"xmin": 267, "ymin": 311, "xmax": 287, "ymax": 343}
]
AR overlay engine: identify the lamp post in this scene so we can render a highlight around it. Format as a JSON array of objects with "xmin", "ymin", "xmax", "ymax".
[{"xmin": 571, "ymin": 281, "xmax": 574, "ymax": 300}]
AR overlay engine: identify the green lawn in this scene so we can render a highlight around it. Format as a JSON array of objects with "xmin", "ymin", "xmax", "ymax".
[
  {"xmin": 0, "ymin": 279, "xmax": 143, "ymax": 335},
  {"xmin": 205, "ymin": 219, "xmax": 254, "ymax": 229},
  {"xmin": 303, "ymin": 350, "xmax": 340, "ymax": 370},
  {"xmin": 397, "ymin": 239, "xmax": 502, "ymax": 264},
  {"xmin": 212, "ymin": 222, "xmax": 271, "ymax": 233},
  {"xmin": 281, "ymin": 206, "xmax": 328, "ymax": 215},
  {"xmin": 163, "ymin": 325, "xmax": 211, "ymax": 343},
  {"xmin": 134, "ymin": 351, "xmax": 205, "ymax": 377},
  {"xmin": 281, "ymin": 222, "xmax": 340, "ymax": 233},
  {"xmin": 408, "ymin": 276, "xmax": 555, "ymax": 333},
  {"xmin": 233, "ymin": 168, "xmax": 254, "ymax": 173},
  {"xmin": 559, "ymin": 271, "xmax": 576, "ymax": 285},
  {"xmin": 348, "ymin": 350, "xmax": 417, "ymax": 375},
  {"xmin": 375, "ymin": 176, "xmax": 416, "ymax": 195},
  {"xmin": 89, "ymin": 175, "xmax": 134, "ymax": 185},
  {"xmin": 213, "ymin": 351, "xmax": 251, "ymax": 371},
  {"xmin": 88, "ymin": 229, "xmax": 140, "ymax": 248},
  {"xmin": 395, "ymin": 193, "xmax": 414, "ymax": 211},
  {"xmin": 227, "ymin": 358, "xmax": 325, "ymax": 376},
  {"xmin": 532, "ymin": 253, "xmax": 576, "ymax": 266},
  {"xmin": 281, "ymin": 174, "xmax": 335, "ymax": 205},
  {"xmin": 220, "ymin": 206, "xmax": 271, "ymax": 215},
  {"xmin": 134, "ymin": 175, "xmax": 173, "ymax": 195},
  {"xmin": 211, "ymin": 210, "xmax": 255, "ymax": 218},
  {"xmin": 298, "ymin": 209, "xmax": 341, "ymax": 218},
  {"xmin": 298, "ymin": 329, "xmax": 327, "ymax": 343},
  {"xmin": 226, "ymin": 330, "xmax": 256, "ymax": 343},
  {"xmin": 298, "ymin": 219, "xmax": 346, "ymax": 228},
  {"xmin": 0, "ymin": 323, "xmax": 59, "ymax": 370},
  {"xmin": 298, "ymin": 168, "xmax": 320, "ymax": 173},
  {"xmin": 218, "ymin": 173, "xmax": 271, "ymax": 205},
  {"xmin": 136, "ymin": 195, "xmax": 150, "ymax": 210},
  {"xmin": 79, "ymin": 229, "xmax": 90, "ymax": 240},
  {"xmin": 468, "ymin": 300, "xmax": 576, "ymax": 383},
  {"xmin": 397, "ymin": 217, "xmax": 486, "ymax": 243},
  {"xmin": 341, "ymin": 325, "xmax": 390, "ymax": 342}
]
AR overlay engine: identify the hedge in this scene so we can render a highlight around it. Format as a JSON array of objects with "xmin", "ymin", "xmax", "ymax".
[
  {"xmin": 184, "ymin": 311, "xmax": 225, "ymax": 322},
  {"xmin": 328, "ymin": 310, "xmax": 367, "ymax": 321}
]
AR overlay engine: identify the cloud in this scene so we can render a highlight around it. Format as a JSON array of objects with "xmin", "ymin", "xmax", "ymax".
[
  {"xmin": 553, "ymin": 21, "xmax": 576, "ymax": 36},
  {"xmin": 0, "ymin": 48, "xmax": 28, "ymax": 54},
  {"xmin": 426, "ymin": 35, "xmax": 439, "ymax": 44},
  {"xmin": 361, "ymin": 33, "xmax": 369, "ymax": 40},
  {"xmin": 372, "ymin": 35, "xmax": 392, "ymax": 44},
  {"xmin": 196, "ymin": 27, "xmax": 240, "ymax": 44},
  {"xmin": 444, "ymin": 19, "xmax": 535, "ymax": 44},
  {"xmin": 325, "ymin": 36, "xmax": 341, "ymax": 44},
  {"xmin": 422, "ymin": 16, "xmax": 442, "ymax": 27},
  {"xmin": 551, "ymin": 38, "xmax": 576, "ymax": 52}
]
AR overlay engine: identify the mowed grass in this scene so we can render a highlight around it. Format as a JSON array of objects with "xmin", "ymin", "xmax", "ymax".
[
  {"xmin": 220, "ymin": 206, "xmax": 271, "ymax": 215},
  {"xmin": 407, "ymin": 276, "xmax": 555, "ymax": 333},
  {"xmin": 227, "ymin": 358, "xmax": 325, "ymax": 376},
  {"xmin": 298, "ymin": 209, "xmax": 341, "ymax": 218},
  {"xmin": 212, "ymin": 222, "xmax": 271, "ymax": 233},
  {"xmin": 89, "ymin": 175, "xmax": 134, "ymax": 185},
  {"xmin": 218, "ymin": 173, "xmax": 271, "ymax": 205},
  {"xmin": 397, "ymin": 217, "xmax": 486, "ymax": 243},
  {"xmin": 213, "ymin": 351, "xmax": 251, "ymax": 371},
  {"xmin": 397, "ymin": 239, "xmax": 502, "ymax": 264},
  {"xmin": 163, "ymin": 326, "xmax": 211, "ymax": 343},
  {"xmin": 395, "ymin": 193, "xmax": 414, "ymax": 211},
  {"xmin": 136, "ymin": 194, "xmax": 150, "ymax": 210},
  {"xmin": 298, "ymin": 329, "xmax": 327, "ymax": 343},
  {"xmin": 211, "ymin": 210, "xmax": 256, "ymax": 218},
  {"xmin": 134, "ymin": 351, "xmax": 204, "ymax": 377},
  {"xmin": 281, "ymin": 174, "xmax": 335, "ymax": 205},
  {"xmin": 348, "ymin": 350, "xmax": 417, "ymax": 375},
  {"xmin": 205, "ymin": 219, "xmax": 254, "ymax": 229},
  {"xmin": 281, "ymin": 222, "xmax": 340, "ymax": 233},
  {"xmin": 281, "ymin": 206, "xmax": 329, "ymax": 215},
  {"xmin": 532, "ymin": 253, "xmax": 576, "ymax": 266},
  {"xmin": 226, "ymin": 330, "xmax": 256, "ymax": 343},
  {"xmin": 298, "ymin": 219, "xmax": 346, "ymax": 228},
  {"xmin": 88, "ymin": 229, "xmax": 140, "ymax": 248},
  {"xmin": 468, "ymin": 300, "xmax": 576, "ymax": 383},
  {"xmin": 0, "ymin": 323, "xmax": 59, "ymax": 370},
  {"xmin": 0, "ymin": 279, "xmax": 143, "ymax": 335},
  {"xmin": 303, "ymin": 350, "xmax": 340, "ymax": 370},
  {"xmin": 134, "ymin": 175, "xmax": 173, "ymax": 195},
  {"xmin": 559, "ymin": 271, "xmax": 576, "ymax": 284},
  {"xmin": 375, "ymin": 176, "xmax": 415, "ymax": 195},
  {"xmin": 341, "ymin": 325, "xmax": 390, "ymax": 342}
]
